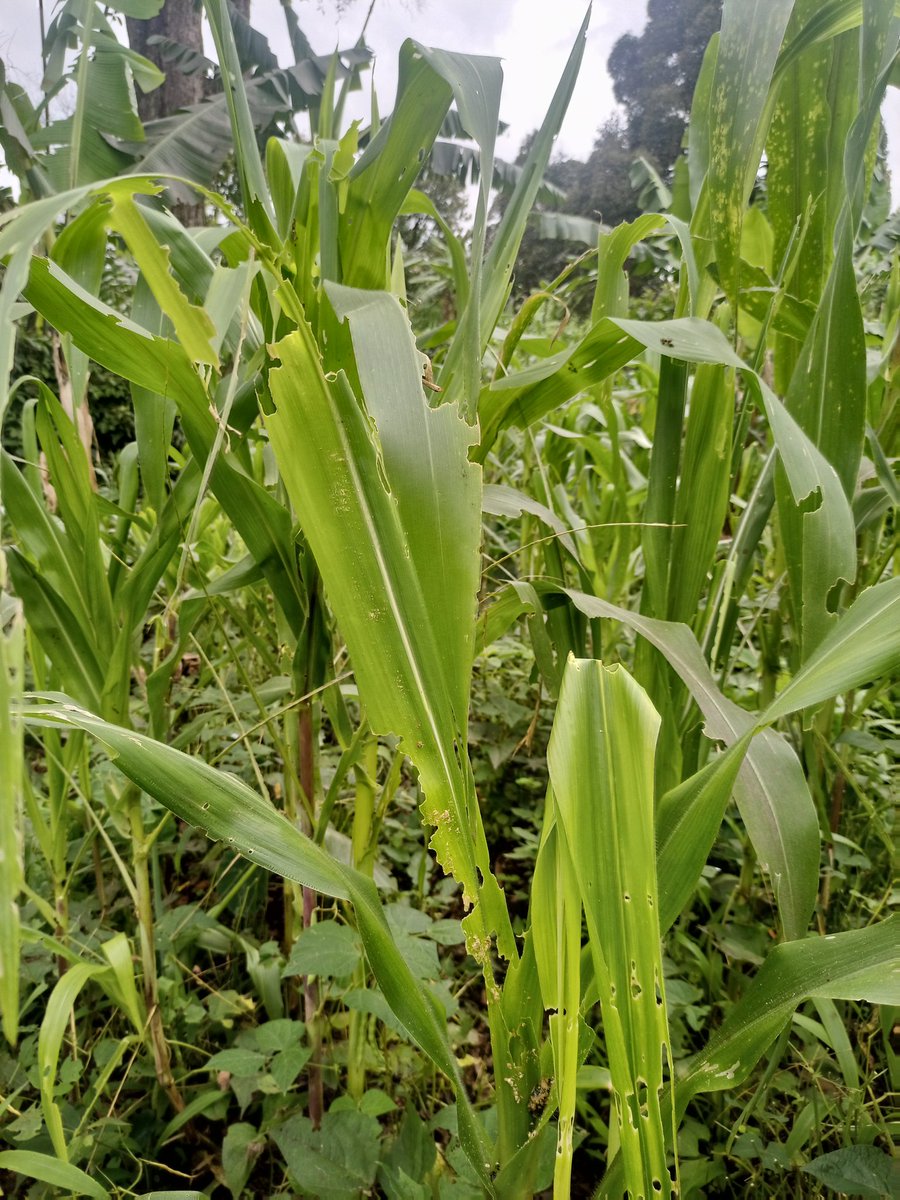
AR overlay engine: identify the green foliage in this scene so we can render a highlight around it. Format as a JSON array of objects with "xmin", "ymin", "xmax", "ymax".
[
  {"xmin": 608, "ymin": 0, "xmax": 724, "ymax": 171},
  {"xmin": 0, "ymin": 1, "xmax": 897, "ymax": 1197},
  {"xmin": 508, "ymin": 120, "xmax": 645, "ymax": 305}
]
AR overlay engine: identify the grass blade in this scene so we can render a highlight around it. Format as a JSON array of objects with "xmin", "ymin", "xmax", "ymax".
[
  {"xmin": 598, "ymin": 918, "xmax": 899, "ymax": 1196},
  {"xmin": 677, "ymin": 917, "xmax": 900, "ymax": 1103},
  {"xmin": 563, "ymin": 590, "xmax": 819, "ymax": 939},
  {"xmin": 39, "ymin": 960, "xmax": 106, "ymax": 1160},
  {"xmin": 203, "ymin": 0, "xmax": 275, "ymax": 236},
  {"xmin": 5, "ymin": 553, "xmax": 104, "ymax": 712},
  {"xmin": 480, "ymin": 10, "xmax": 589, "ymax": 357},
  {"xmin": 764, "ymin": 577, "xmax": 900, "ymax": 721}
]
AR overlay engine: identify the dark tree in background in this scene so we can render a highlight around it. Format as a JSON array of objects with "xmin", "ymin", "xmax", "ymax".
[
  {"xmin": 507, "ymin": 120, "xmax": 642, "ymax": 301},
  {"xmin": 608, "ymin": 0, "xmax": 722, "ymax": 172},
  {"xmin": 509, "ymin": 0, "xmax": 722, "ymax": 299},
  {"xmin": 561, "ymin": 119, "xmax": 646, "ymax": 226}
]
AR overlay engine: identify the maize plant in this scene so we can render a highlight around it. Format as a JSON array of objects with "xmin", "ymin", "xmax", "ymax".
[{"xmin": 0, "ymin": 0, "xmax": 898, "ymax": 1196}]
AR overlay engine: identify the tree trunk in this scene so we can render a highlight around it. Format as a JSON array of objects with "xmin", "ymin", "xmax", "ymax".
[
  {"xmin": 126, "ymin": 0, "xmax": 204, "ymax": 122},
  {"xmin": 126, "ymin": 0, "xmax": 207, "ymax": 224}
]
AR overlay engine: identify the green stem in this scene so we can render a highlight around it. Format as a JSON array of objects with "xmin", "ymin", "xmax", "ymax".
[
  {"xmin": 282, "ymin": 709, "xmax": 302, "ymax": 956},
  {"xmin": 126, "ymin": 784, "xmax": 182, "ymax": 1111},
  {"xmin": 296, "ymin": 702, "xmax": 324, "ymax": 1129},
  {"xmin": 348, "ymin": 736, "xmax": 377, "ymax": 1100},
  {"xmin": 351, "ymin": 737, "xmax": 377, "ymax": 875}
]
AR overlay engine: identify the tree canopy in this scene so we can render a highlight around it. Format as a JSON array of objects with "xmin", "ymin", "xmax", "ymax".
[
  {"xmin": 608, "ymin": 0, "xmax": 723, "ymax": 171},
  {"xmin": 509, "ymin": 0, "xmax": 723, "ymax": 298}
]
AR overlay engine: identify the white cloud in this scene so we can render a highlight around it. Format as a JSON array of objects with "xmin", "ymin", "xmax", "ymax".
[{"xmin": 228, "ymin": 0, "xmax": 644, "ymax": 159}]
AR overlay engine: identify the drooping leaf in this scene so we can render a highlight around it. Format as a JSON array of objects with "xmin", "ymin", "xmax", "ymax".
[
  {"xmin": 482, "ymin": 483, "xmax": 578, "ymax": 561},
  {"xmin": 18, "ymin": 692, "xmax": 493, "ymax": 1187},
  {"xmin": 106, "ymin": 0, "xmax": 164, "ymax": 16},
  {"xmin": 0, "ymin": 1151, "xmax": 109, "ymax": 1200},
  {"xmin": 592, "ymin": 214, "xmax": 666, "ymax": 321},
  {"xmin": 475, "ymin": 318, "xmax": 642, "ymax": 458},
  {"xmin": 23, "ymin": 697, "xmax": 349, "ymax": 897},
  {"xmin": 562, "ymin": 589, "xmax": 818, "ymax": 939},
  {"xmin": 676, "ymin": 917, "xmax": 899, "ymax": 1105},
  {"xmin": 530, "ymin": 210, "xmax": 603, "ymax": 245},
  {"xmin": 104, "ymin": 182, "xmax": 218, "ymax": 366},
  {"xmin": 764, "ymin": 577, "xmax": 900, "ymax": 721},
  {"xmin": 25, "ymin": 254, "xmax": 208, "ymax": 422},
  {"xmin": 0, "ymin": 182, "xmax": 96, "ymax": 421},
  {"xmin": 598, "ymin": 918, "xmax": 899, "ymax": 1196},
  {"xmin": 598, "ymin": 317, "xmax": 857, "ymax": 660}
]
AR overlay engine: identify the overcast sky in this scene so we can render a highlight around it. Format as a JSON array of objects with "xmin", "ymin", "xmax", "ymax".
[
  {"xmin": 2, "ymin": 0, "xmax": 898, "ymax": 201},
  {"xmin": 267, "ymin": 0, "xmax": 648, "ymax": 163}
]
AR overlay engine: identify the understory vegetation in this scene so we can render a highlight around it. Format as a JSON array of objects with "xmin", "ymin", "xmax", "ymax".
[{"xmin": 0, "ymin": 0, "xmax": 898, "ymax": 1197}]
